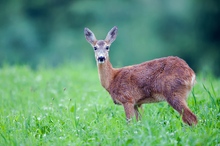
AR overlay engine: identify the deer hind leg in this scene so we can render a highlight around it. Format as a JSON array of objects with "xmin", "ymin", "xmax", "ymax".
[
  {"xmin": 166, "ymin": 93, "xmax": 197, "ymax": 126},
  {"xmin": 182, "ymin": 105, "xmax": 197, "ymax": 126}
]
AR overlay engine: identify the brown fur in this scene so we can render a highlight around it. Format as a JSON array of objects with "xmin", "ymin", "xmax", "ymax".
[{"xmin": 84, "ymin": 26, "xmax": 197, "ymax": 126}]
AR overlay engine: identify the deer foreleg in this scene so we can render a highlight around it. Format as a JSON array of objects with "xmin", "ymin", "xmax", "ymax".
[{"xmin": 123, "ymin": 102, "xmax": 135, "ymax": 122}]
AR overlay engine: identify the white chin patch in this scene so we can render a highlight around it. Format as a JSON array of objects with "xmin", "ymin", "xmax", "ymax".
[{"xmin": 98, "ymin": 60, "xmax": 105, "ymax": 64}]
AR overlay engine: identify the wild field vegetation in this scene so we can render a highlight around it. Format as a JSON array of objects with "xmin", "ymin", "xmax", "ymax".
[{"xmin": 0, "ymin": 64, "xmax": 219, "ymax": 145}]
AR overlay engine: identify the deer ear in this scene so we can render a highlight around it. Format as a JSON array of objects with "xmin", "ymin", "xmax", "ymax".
[
  {"xmin": 105, "ymin": 26, "xmax": 118, "ymax": 44},
  {"xmin": 84, "ymin": 28, "xmax": 97, "ymax": 45}
]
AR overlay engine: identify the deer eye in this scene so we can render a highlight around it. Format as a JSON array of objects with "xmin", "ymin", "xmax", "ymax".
[
  {"xmin": 94, "ymin": 47, "xmax": 97, "ymax": 50},
  {"xmin": 106, "ymin": 46, "xmax": 109, "ymax": 50}
]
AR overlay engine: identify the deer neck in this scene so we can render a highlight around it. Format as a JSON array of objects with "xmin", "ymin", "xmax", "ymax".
[{"xmin": 97, "ymin": 58, "xmax": 115, "ymax": 90}]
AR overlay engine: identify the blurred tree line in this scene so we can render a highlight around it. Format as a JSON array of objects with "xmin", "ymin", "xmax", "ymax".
[{"xmin": 0, "ymin": 0, "xmax": 219, "ymax": 76}]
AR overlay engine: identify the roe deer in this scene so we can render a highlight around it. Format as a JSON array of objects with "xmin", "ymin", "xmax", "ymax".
[{"xmin": 84, "ymin": 26, "xmax": 197, "ymax": 126}]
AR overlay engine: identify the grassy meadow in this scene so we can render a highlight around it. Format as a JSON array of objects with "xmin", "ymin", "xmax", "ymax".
[{"xmin": 0, "ymin": 63, "xmax": 219, "ymax": 146}]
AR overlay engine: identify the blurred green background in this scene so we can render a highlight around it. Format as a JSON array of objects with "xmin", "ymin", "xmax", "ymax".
[{"xmin": 0, "ymin": 0, "xmax": 219, "ymax": 75}]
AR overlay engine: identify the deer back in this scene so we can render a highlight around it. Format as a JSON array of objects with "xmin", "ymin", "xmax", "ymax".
[{"xmin": 107, "ymin": 56, "xmax": 195, "ymax": 105}]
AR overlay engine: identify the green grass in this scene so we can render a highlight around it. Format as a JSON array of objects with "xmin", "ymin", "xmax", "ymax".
[{"xmin": 0, "ymin": 63, "xmax": 219, "ymax": 146}]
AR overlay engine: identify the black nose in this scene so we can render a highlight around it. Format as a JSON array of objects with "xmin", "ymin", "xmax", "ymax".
[{"xmin": 98, "ymin": 56, "xmax": 105, "ymax": 62}]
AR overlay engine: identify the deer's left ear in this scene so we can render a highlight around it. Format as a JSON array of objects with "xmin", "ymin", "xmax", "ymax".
[
  {"xmin": 84, "ymin": 28, "xmax": 97, "ymax": 45},
  {"xmin": 105, "ymin": 26, "xmax": 118, "ymax": 44}
]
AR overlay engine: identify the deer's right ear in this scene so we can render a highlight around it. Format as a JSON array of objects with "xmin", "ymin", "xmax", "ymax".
[
  {"xmin": 84, "ymin": 28, "xmax": 97, "ymax": 45},
  {"xmin": 105, "ymin": 26, "xmax": 118, "ymax": 44}
]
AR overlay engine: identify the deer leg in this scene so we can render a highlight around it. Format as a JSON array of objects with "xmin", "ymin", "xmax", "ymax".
[
  {"xmin": 134, "ymin": 105, "xmax": 141, "ymax": 121},
  {"xmin": 123, "ymin": 102, "xmax": 135, "ymax": 121},
  {"xmin": 138, "ymin": 104, "xmax": 144, "ymax": 113},
  {"xmin": 166, "ymin": 94, "xmax": 197, "ymax": 126},
  {"xmin": 181, "ymin": 106, "xmax": 197, "ymax": 126}
]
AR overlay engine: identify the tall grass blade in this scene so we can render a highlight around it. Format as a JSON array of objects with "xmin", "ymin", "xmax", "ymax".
[
  {"xmin": 192, "ymin": 88, "xmax": 197, "ymax": 106},
  {"xmin": 202, "ymin": 84, "xmax": 216, "ymax": 108},
  {"xmin": 210, "ymin": 82, "xmax": 216, "ymax": 98}
]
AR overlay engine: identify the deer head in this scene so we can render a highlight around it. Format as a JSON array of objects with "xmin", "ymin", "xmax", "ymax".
[{"xmin": 84, "ymin": 26, "xmax": 118, "ymax": 64}]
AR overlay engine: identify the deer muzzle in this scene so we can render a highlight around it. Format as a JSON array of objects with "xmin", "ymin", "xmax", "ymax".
[{"xmin": 97, "ymin": 56, "xmax": 106, "ymax": 63}]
